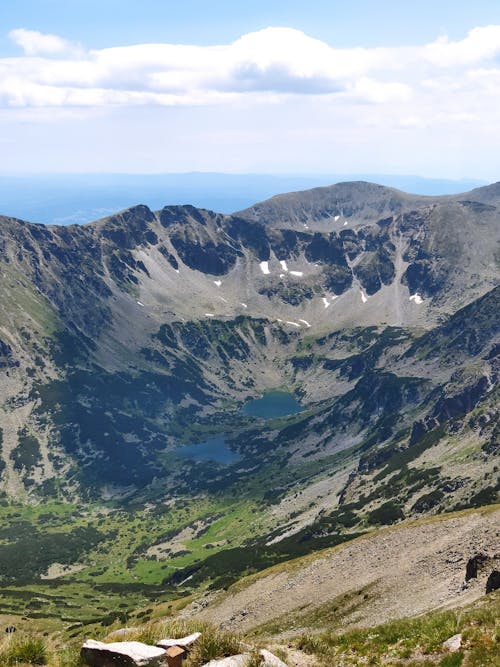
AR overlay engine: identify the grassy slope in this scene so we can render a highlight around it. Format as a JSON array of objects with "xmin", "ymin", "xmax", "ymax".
[{"xmin": 0, "ymin": 550, "xmax": 498, "ymax": 666}]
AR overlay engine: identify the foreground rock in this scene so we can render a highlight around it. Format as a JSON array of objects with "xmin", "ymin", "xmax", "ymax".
[
  {"xmin": 156, "ymin": 632, "xmax": 202, "ymax": 649},
  {"xmin": 259, "ymin": 649, "xmax": 288, "ymax": 666},
  {"xmin": 442, "ymin": 634, "xmax": 462, "ymax": 652},
  {"xmin": 202, "ymin": 650, "xmax": 288, "ymax": 666},
  {"xmin": 203, "ymin": 656, "xmax": 249, "ymax": 667},
  {"xmin": 81, "ymin": 640, "xmax": 167, "ymax": 667}
]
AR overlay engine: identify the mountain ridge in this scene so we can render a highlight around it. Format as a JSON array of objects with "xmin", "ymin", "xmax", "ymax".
[
  {"xmin": 0, "ymin": 179, "xmax": 498, "ymax": 649},
  {"xmin": 0, "ymin": 180, "xmax": 497, "ymax": 493}
]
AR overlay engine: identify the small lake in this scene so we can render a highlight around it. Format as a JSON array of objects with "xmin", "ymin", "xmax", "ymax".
[
  {"xmin": 241, "ymin": 390, "xmax": 303, "ymax": 419},
  {"xmin": 176, "ymin": 435, "xmax": 241, "ymax": 464},
  {"xmin": 176, "ymin": 392, "xmax": 302, "ymax": 463}
]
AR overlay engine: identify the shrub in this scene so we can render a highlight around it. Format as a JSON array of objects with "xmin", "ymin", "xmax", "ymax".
[
  {"xmin": 439, "ymin": 652, "xmax": 464, "ymax": 667},
  {"xmin": 185, "ymin": 627, "xmax": 241, "ymax": 666},
  {"xmin": 1, "ymin": 635, "xmax": 48, "ymax": 665}
]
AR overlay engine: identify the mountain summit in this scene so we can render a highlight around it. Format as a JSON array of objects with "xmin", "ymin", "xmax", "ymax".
[{"xmin": 0, "ymin": 180, "xmax": 497, "ymax": 505}]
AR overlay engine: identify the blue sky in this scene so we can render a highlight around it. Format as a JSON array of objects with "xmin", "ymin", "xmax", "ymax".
[
  {"xmin": 2, "ymin": 1, "xmax": 499, "ymax": 51},
  {"xmin": 1, "ymin": 1, "xmax": 500, "ymax": 178}
]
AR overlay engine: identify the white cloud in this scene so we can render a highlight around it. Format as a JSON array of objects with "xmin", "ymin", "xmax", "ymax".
[
  {"xmin": 424, "ymin": 25, "xmax": 500, "ymax": 67},
  {"xmin": 349, "ymin": 77, "xmax": 412, "ymax": 104},
  {"xmin": 0, "ymin": 24, "xmax": 499, "ymax": 120},
  {"xmin": 9, "ymin": 28, "xmax": 81, "ymax": 57}
]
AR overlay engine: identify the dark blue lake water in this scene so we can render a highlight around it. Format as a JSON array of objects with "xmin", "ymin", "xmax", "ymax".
[
  {"xmin": 177, "ymin": 392, "xmax": 302, "ymax": 464},
  {"xmin": 176, "ymin": 435, "xmax": 241, "ymax": 464},
  {"xmin": 242, "ymin": 391, "xmax": 303, "ymax": 419}
]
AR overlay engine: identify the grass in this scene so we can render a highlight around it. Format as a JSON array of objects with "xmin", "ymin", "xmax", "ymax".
[
  {"xmin": 0, "ymin": 635, "xmax": 48, "ymax": 665},
  {"xmin": 0, "ymin": 619, "xmax": 243, "ymax": 667},
  {"xmin": 98, "ymin": 618, "xmax": 242, "ymax": 667},
  {"xmin": 3, "ymin": 592, "xmax": 498, "ymax": 666},
  {"xmin": 0, "ymin": 493, "xmax": 284, "ymax": 632},
  {"xmin": 248, "ymin": 584, "xmax": 376, "ymax": 637},
  {"xmin": 295, "ymin": 591, "xmax": 500, "ymax": 666}
]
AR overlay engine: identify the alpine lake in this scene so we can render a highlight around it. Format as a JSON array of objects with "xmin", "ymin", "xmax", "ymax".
[{"xmin": 176, "ymin": 391, "xmax": 303, "ymax": 464}]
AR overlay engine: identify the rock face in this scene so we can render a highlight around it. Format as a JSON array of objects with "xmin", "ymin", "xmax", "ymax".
[
  {"xmin": 465, "ymin": 553, "xmax": 490, "ymax": 581},
  {"xmin": 80, "ymin": 640, "xmax": 167, "ymax": 667},
  {"xmin": 0, "ymin": 180, "xmax": 498, "ymax": 503},
  {"xmin": 485, "ymin": 570, "xmax": 500, "ymax": 593}
]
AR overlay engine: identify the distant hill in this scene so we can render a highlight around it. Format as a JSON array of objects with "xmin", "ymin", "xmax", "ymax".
[{"xmin": 0, "ymin": 172, "xmax": 487, "ymax": 225}]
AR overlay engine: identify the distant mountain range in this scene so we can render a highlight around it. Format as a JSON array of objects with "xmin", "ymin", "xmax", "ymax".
[
  {"xmin": 0, "ymin": 178, "xmax": 498, "ymax": 642},
  {"xmin": 0, "ymin": 179, "xmax": 497, "ymax": 508},
  {"xmin": 0, "ymin": 172, "xmax": 487, "ymax": 225}
]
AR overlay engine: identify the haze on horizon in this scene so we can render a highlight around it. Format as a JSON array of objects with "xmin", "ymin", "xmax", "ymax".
[{"xmin": 1, "ymin": 0, "xmax": 499, "ymax": 181}]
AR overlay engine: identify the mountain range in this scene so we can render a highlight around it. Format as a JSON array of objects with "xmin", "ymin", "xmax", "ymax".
[{"xmin": 0, "ymin": 181, "xmax": 498, "ymax": 643}]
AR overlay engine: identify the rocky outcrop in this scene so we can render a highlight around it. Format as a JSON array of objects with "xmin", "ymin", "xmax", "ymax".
[
  {"xmin": 80, "ymin": 634, "xmax": 288, "ymax": 667},
  {"xmin": 202, "ymin": 657, "xmax": 248, "ymax": 667},
  {"xmin": 202, "ymin": 651, "xmax": 288, "ymax": 666},
  {"xmin": 485, "ymin": 570, "xmax": 500, "ymax": 593},
  {"xmin": 442, "ymin": 634, "xmax": 462, "ymax": 652},
  {"xmin": 81, "ymin": 640, "xmax": 167, "ymax": 667}
]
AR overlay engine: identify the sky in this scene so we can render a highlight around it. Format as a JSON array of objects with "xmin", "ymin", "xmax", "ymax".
[{"xmin": 1, "ymin": 1, "xmax": 500, "ymax": 179}]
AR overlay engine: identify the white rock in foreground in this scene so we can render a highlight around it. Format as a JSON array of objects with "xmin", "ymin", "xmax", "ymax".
[
  {"xmin": 202, "ymin": 655, "xmax": 249, "ymax": 666},
  {"xmin": 81, "ymin": 640, "xmax": 167, "ymax": 667},
  {"xmin": 202, "ymin": 649, "xmax": 289, "ymax": 666},
  {"xmin": 259, "ymin": 649, "xmax": 289, "ymax": 666},
  {"xmin": 442, "ymin": 633, "xmax": 462, "ymax": 652},
  {"xmin": 157, "ymin": 632, "xmax": 202, "ymax": 649}
]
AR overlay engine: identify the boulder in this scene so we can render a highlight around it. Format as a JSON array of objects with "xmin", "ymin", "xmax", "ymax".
[
  {"xmin": 202, "ymin": 655, "xmax": 249, "ymax": 666},
  {"xmin": 259, "ymin": 649, "xmax": 288, "ymax": 666},
  {"xmin": 156, "ymin": 632, "xmax": 202, "ymax": 649},
  {"xmin": 486, "ymin": 570, "xmax": 500, "ymax": 593},
  {"xmin": 202, "ymin": 651, "xmax": 289, "ymax": 666},
  {"xmin": 81, "ymin": 640, "xmax": 167, "ymax": 667},
  {"xmin": 442, "ymin": 634, "xmax": 462, "ymax": 652}
]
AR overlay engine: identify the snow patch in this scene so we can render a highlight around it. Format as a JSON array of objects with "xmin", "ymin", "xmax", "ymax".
[
  {"xmin": 137, "ymin": 301, "xmax": 144, "ymax": 307},
  {"xmin": 334, "ymin": 215, "xmax": 340, "ymax": 222},
  {"xmin": 280, "ymin": 260, "xmax": 289, "ymax": 272},
  {"xmin": 410, "ymin": 293, "xmax": 424, "ymax": 304},
  {"xmin": 360, "ymin": 290, "xmax": 368, "ymax": 303},
  {"xmin": 259, "ymin": 261, "xmax": 270, "ymax": 275},
  {"xmin": 322, "ymin": 297, "xmax": 330, "ymax": 308},
  {"xmin": 290, "ymin": 270, "xmax": 303, "ymax": 277},
  {"xmin": 299, "ymin": 319, "xmax": 311, "ymax": 328},
  {"xmin": 205, "ymin": 313, "xmax": 215, "ymax": 317},
  {"xmin": 279, "ymin": 273, "xmax": 285, "ymax": 278},
  {"xmin": 214, "ymin": 280, "xmax": 222, "ymax": 287},
  {"xmin": 240, "ymin": 302, "xmax": 248, "ymax": 309},
  {"xmin": 286, "ymin": 321, "xmax": 300, "ymax": 328},
  {"xmin": 343, "ymin": 221, "xmax": 348, "ymax": 226}
]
